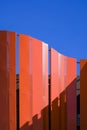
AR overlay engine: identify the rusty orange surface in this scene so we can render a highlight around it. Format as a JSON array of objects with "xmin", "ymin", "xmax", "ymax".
[
  {"xmin": 80, "ymin": 60, "xmax": 87, "ymax": 130},
  {"xmin": 0, "ymin": 31, "xmax": 16, "ymax": 130}
]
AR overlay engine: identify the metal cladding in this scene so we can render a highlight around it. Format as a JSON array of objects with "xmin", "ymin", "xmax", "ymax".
[
  {"xmin": 19, "ymin": 35, "xmax": 31, "ymax": 129},
  {"xmin": 66, "ymin": 57, "xmax": 77, "ymax": 130},
  {"xmin": 50, "ymin": 48, "xmax": 77, "ymax": 130},
  {"xmin": 19, "ymin": 35, "xmax": 48, "ymax": 130},
  {"xmin": 80, "ymin": 60, "xmax": 87, "ymax": 130},
  {"xmin": 50, "ymin": 48, "xmax": 60, "ymax": 130},
  {"xmin": 0, "ymin": 30, "xmax": 85, "ymax": 130},
  {"xmin": 0, "ymin": 31, "xmax": 16, "ymax": 130}
]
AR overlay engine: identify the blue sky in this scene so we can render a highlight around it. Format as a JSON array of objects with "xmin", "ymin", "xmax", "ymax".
[{"xmin": 0, "ymin": 0, "xmax": 87, "ymax": 74}]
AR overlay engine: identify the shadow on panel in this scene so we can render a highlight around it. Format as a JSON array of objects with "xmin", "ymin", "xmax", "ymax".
[{"xmin": 18, "ymin": 78, "xmax": 77, "ymax": 130}]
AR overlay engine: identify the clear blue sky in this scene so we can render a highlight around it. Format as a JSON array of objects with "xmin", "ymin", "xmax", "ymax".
[{"xmin": 0, "ymin": 0, "xmax": 87, "ymax": 74}]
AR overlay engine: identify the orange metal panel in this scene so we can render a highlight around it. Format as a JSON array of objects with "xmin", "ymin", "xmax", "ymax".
[
  {"xmin": 31, "ymin": 38, "xmax": 48, "ymax": 130},
  {"xmin": 19, "ymin": 36, "xmax": 48, "ymax": 130},
  {"xmin": 50, "ymin": 49, "xmax": 77, "ymax": 130},
  {"xmin": 19, "ymin": 34, "xmax": 32, "ymax": 129},
  {"xmin": 60, "ymin": 55, "xmax": 67, "ymax": 130},
  {"xmin": 0, "ymin": 31, "xmax": 16, "ymax": 130},
  {"xmin": 9, "ymin": 32, "xmax": 16, "ymax": 130},
  {"xmin": 59, "ymin": 56, "xmax": 76, "ymax": 130},
  {"xmin": 31, "ymin": 38, "xmax": 43, "ymax": 118},
  {"xmin": 50, "ymin": 48, "xmax": 59, "ymax": 100},
  {"xmin": 66, "ymin": 57, "xmax": 77, "ymax": 130},
  {"xmin": 50, "ymin": 48, "xmax": 60, "ymax": 130},
  {"xmin": 80, "ymin": 60, "xmax": 87, "ymax": 130},
  {"xmin": 42, "ymin": 42, "xmax": 49, "ymax": 130}
]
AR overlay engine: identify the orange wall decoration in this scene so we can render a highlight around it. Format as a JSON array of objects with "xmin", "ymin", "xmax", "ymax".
[
  {"xmin": 0, "ymin": 31, "xmax": 16, "ymax": 130},
  {"xmin": 80, "ymin": 60, "xmax": 87, "ymax": 130}
]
